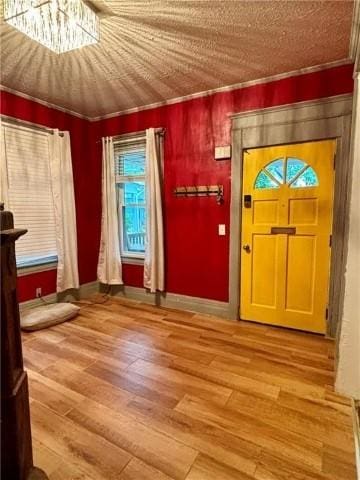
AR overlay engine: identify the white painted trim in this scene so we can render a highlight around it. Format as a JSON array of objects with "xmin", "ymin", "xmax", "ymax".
[
  {"xmin": 0, "ymin": 85, "xmax": 91, "ymax": 120},
  {"xmin": 230, "ymin": 93, "xmax": 353, "ymax": 123},
  {"xmin": 17, "ymin": 262, "xmax": 57, "ymax": 277},
  {"xmin": 1, "ymin": 59, "xmax": 352, "ymax": 122},
  {"xmin": 19, "ymin": 281, "xmax": 99, "ymax": 311},
  {"xmin": 102, "ymin": 284, "xmax": 231, "ymax": 318},
  {"xmin": 90, "ymin": 59, "xmax": 352, "ymax": 121},
  {"xmin": 121, "ymin": 257, "xmax": 144, "ymax": 266}
]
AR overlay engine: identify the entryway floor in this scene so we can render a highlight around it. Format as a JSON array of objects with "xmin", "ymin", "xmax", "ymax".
[{"xmin": 22, "ymin": 296, "xmax": 357, "ymax": 479}]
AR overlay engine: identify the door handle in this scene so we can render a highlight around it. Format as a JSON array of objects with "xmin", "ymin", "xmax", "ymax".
[{"xmin": 243, "ymin": 244, "xmax": 251, "ymax": 253}]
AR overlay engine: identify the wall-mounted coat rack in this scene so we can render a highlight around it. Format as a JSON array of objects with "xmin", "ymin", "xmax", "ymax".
[{"xmin": 173, "ymin": 185, "xmax": 224, "ymax": 204}]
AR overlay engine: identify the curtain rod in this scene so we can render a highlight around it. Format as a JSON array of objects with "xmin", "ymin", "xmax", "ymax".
[
  {"xmin": 96, "ymin": 128, "xmax": 165, "ymax": 144},
  {"xmin": 1, "ymin": 115, "xmax": 64, "ymax": 136}
]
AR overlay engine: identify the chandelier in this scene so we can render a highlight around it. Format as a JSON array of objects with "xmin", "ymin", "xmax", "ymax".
[{"xmin": 3, "ymin": 0, "xmax": 100, "ymax": 54}]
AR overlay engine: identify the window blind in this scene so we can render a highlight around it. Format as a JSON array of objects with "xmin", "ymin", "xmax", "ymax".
[
  {"xmin": 114, "ymin": 138, "xmax": 146, "ymax": 177},
  {"xmin": 3, "ymin": 124, "xmax": 57, "ymax": 267}
]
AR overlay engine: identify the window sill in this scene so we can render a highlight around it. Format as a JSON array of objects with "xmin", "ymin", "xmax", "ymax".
[
  {"xmin": 121, "ymin": 256, "xmax": 144, "ymax": 266},
  {"xmin": 17, "ymin": 261, "xmax": 58, "ymax": 277}
]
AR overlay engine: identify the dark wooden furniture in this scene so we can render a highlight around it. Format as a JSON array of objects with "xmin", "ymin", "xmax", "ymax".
[{"xmin": 1, "ymin": 204, "xmax": 48, "ymax": 480}]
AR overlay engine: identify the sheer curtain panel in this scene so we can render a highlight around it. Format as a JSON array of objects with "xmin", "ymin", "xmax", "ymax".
[
  {"xmin": 49, "ymin": 130, "xmax": 79, "ymax": 292},
  {"xmin": 144, "ymin": 128, "xmax": 164, "ymax": 292},
  {"xmin": 97, "ymin": 136, "xmax": 123, "ymax": 285}
]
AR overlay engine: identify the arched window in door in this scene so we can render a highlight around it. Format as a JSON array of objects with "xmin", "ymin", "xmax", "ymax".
[{"xmin": 254, "ymin": 157, "xmax": 319, "ymax": 189}]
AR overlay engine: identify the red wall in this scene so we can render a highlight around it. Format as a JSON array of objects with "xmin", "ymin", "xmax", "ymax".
[
  {"xmin": 2, "ymin": 63, "xmax": 354, "ymax": 302},
  {"xmin": 0, "ymin": 92, "xmax": 101, "ymax": 302},
  {"xmin": 92, "ymin": 63, "xmax": 354, "ymax": 302}
]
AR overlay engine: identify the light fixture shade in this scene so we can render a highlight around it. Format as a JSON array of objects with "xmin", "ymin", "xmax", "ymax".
[{"xmin": 3, "ymin": 0, "xmax": 99, "ymax": 54}]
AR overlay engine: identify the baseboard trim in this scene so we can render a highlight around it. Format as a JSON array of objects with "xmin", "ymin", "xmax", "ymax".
[
  {"xmin": 19, "ymin": 281, "xmax": 231, "ymax": 319},
  {"xmin": 19, "ymin": 281, "xmax": 99, "ymax": 311},
  {"xmin": 100, "ymin": 284, "xmax": 231, "ymax": 318}
]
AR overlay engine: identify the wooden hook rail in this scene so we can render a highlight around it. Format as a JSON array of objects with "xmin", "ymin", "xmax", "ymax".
[{"xmin": 173, "ymin": 185, "xmax": 224, "ymax": 204}]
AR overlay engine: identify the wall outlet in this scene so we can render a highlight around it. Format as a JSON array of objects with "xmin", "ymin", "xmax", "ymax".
[{"xmin": 36, "ymin": 287, "xmax": 42, "ymax": 298}]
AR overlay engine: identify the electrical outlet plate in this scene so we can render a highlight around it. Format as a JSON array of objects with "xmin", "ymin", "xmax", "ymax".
[
  {"xmin": 36, "ymin": 287, "xmax": 42, "ymax": 297},
  {"xmin": 218, "ymin": 224, "xmax": 226, "ymax": 236}
]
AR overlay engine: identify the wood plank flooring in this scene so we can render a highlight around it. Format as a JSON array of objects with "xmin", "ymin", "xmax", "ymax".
[{"xmin": 21, "ymin": 296, "xmax": 357, "ymax": 480}]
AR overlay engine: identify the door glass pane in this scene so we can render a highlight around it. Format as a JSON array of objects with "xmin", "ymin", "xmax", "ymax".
[
  {"xmin": 286, "ymin": 158, "xmax": 306, "ymax": 183},
  {"xmin": 290, "ymin": 167, "xmax": 319, "ymax": 188},
  {"xmin": 254, "ymin": 171, "xmax": 279, "ymax": 189},
  {"xmin": 265, "ymin": 158, "xmax": 284, "ymax": 183}
]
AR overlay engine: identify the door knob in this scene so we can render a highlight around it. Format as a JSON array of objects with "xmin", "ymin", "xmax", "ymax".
[{"xmin": 243, "ymin": 244, "xmax": 251, "ymax": 253}]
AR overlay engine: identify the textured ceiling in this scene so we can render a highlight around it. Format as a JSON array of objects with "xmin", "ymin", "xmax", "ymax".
[{"xmin": 0, "ymin": 0, "xmax": 354, "ymax": 118}]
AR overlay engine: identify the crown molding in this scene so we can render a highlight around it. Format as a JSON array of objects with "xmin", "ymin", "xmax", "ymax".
[
  {"xmin": 0, "ymin": 85, "xmax": 91, "ymax": 121},
  {"xmin": 0, "ymin": 59, "xmax": 353, "ymax": 122},
  {"xmin": 230, "ymin": 93, "xmax": 353, "ymax": 122},
  {"xmin": 350, "ymin": 0, "xmax": 360, "ymax": 73},
  {"xmin": 90, "ymin": 59, "xmax": 352, "ymax": 121}
]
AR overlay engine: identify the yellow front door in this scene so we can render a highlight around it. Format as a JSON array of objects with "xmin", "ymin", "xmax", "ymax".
[{"xmin": 240, "ymin": 140, "xmax": 336, "ymax": 333}]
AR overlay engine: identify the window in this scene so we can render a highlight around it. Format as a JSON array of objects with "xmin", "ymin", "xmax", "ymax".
[
  {"xmin": 254, "ymin": 157, "xmax": 319, "ymax": 189},
  {"xmin": 2, "ymin": 124, "xmax": 57, "ymax": 268},
  {"xmin": 114, "ymin": 136, "xmax": 147, "ymax": 259}
]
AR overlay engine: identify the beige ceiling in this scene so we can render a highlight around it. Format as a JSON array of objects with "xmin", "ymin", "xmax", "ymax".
[{"xmin": 0, "ymin": 0, "xmax": 354, "ymax": 118}]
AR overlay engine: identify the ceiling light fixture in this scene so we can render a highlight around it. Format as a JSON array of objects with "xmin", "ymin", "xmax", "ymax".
[{"xmin": 3, "ymin": 0, "xmax": 99, "ymax": 54}]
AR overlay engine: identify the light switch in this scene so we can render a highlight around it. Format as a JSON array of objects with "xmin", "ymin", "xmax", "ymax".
[
  {"xmin": 218, "ymin": 224, "xmax": 226, "ymax": 236},
  {"xmin": 215, "ymin": 145, "xmax": 231, "ymax": 160}
]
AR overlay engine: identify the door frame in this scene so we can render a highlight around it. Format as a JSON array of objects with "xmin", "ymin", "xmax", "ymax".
[{"xmin": 229, "ymin": 94, "xmax": 353, "ymax": 337}]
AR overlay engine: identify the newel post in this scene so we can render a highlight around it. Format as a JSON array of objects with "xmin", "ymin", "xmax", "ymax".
[{"xmin": 0, "ymin": 203, "xmax": 48, "ymax": 479}]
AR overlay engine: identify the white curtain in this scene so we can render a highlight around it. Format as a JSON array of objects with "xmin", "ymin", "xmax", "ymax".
[
  {"xmin": 144, "ymin": 128, "xmax": 164, "ymax": 292},
  {"xmin": 97, "ymin": 137, "xmax": 123, "ymax": 285},
  {"xmin": 49, "ymin": 130, "xmax": 79, "ymax": 292}
]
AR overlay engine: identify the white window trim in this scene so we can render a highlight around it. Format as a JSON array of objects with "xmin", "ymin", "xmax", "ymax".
[
  {"xmin": 121, "ymin": 256, "xmax": 144, "ymax": 265},
  {"xmin": 17, "ymin": 261, "xmax": 58, "ymax": 276},
  {"xmin": 17, "ymin": 256, "xmax": 59, "ymax": 272}
]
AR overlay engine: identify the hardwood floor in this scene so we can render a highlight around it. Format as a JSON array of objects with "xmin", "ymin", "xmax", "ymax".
[{"xmin": 21, "ymin": 296, "xmax": 357, "ymax": 480}]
